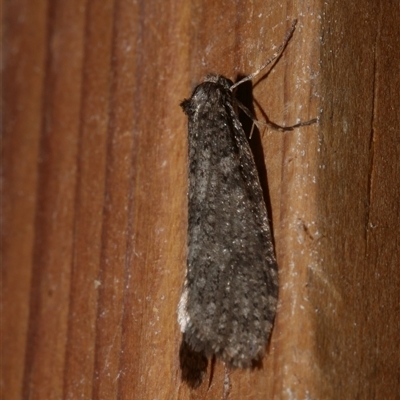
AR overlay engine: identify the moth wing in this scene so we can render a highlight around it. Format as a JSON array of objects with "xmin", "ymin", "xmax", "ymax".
[{"xmin": 180, "ymin": 81, "xmax": 278, "ymax": 367}]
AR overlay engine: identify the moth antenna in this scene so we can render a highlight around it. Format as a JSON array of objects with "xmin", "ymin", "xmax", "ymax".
[{"xmin": 230, "ymin": 19, "xmax": 297, "ymax": 91}]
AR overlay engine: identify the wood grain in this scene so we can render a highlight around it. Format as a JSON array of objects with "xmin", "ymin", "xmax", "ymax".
[{"xmin": 2, "ymin": 0, "xmax": 399, "ymax": 399}]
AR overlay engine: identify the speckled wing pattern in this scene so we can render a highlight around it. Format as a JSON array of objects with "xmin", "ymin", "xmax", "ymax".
[{"xmin": 178, "ymin": 75, "xmax": 278, "ymax": 368}]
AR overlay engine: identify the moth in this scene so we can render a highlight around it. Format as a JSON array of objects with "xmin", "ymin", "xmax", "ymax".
[{"xmin": 178, "ymin": 20, "xmax": 315, "ymax": 372}]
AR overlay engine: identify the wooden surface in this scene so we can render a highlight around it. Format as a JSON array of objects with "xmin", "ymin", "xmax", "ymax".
[{"xmin": 2, "ymin": 0, "xmax": 399, "ymax": 399}]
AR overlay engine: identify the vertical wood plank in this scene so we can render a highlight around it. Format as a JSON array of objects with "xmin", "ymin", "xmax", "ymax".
[
  {"xmin": 2, "ymin": 0, "xmax": 48, "ymax": 397},
  {"xmin": 315, "ymin": 1, "xmax": 400, "ymax": 398},
  {"xmin": 19, "ymin": 1, "xmax": 86, "ymax": 398}
]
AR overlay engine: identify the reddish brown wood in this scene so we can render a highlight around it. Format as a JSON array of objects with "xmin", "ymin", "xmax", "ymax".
[
  {"xmin": 2, "ymin": 0, "xmax": 48, "ymax": 397},
  {"xmin": 2, "ymin": 0, "xmax": 399, "ymax": 399},
  {"xmin": 314, "ymin": 1, "xmax": 400, "ymax": 398}
]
